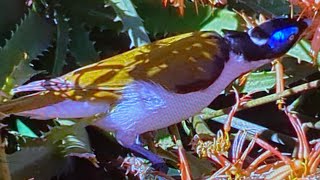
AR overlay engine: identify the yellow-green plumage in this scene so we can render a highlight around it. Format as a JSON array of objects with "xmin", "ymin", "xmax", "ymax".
[{"xmin": 64, "ymin": 31, "xmax": 226, "ymax": 94}]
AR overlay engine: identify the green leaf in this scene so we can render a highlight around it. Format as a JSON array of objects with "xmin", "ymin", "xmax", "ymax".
[
  {"xmin": 0, "ymin": 10, "xmax": 53, "ymax": 88},
  {"xmin": 69, "ymin": 22, "xmax": 99, "ymax": 65},
  {"xmin": 108, "ymin": 0, "xmax": 150, "ymax": 47},
  {"xmin": 56, "ymin": 119, "xmax": 76, "ymax": 126},
  {"xmin": 1, "ymin": 59, "xmax": 44, "ymax": 94},
  {"xmin": 53, "ymin": 11, "xmax": 70, "ymax": 76},
  {"xmin": 186, "ymin": 152, "xmax": 213, "ymax": 179},
  {"xmin": 16, "ymin": 119, "xmax": 38, "ymax": 138},
  {"xmin": 8, "ymin": 141, "xmax": 65, "ymax": 179},
  {"xmin": 282, "ymin": 57, "xmax": 318, "ymax": 86},
  {"xmin": 155, "ymin": 129, "xmax": 175, "ymax": 150},
  {"xmin": 133, "ymin": 0, "xmax": 214, "ymax": 35},
  {"xmin": 0, "ymin": 0, "xmax": 25, "ymax": 47},
  {"xmin": 46, "ymin": 118, "xmax": 94, "ymax": 156},
  {"xmin": 287, "ymin": 39, "xmax": 320, "ymax": 67},
  {"xmin": 8, "ymin": 118, "xmax": 95, "ymax": 179},
  {"xmin": 60, "ymin": 0, "xmax": 119, "ymax": 30},
  {"xmin": 229, "ymin": 0, "xmax": 293, "ymax": 16},
  {"xmin": 236, "ymin": 71, "xmax": 276, "ymax": 93},
  {"xmin": 200, "ymin": 8, "xmax": 243, "ymax": 35},
  {"xmin": 167, "ymin": 167, "xmax": 180, "ymax": 177}
]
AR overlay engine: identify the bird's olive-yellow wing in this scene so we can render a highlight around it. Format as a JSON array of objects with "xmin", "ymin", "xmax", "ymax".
[
  {"xmin": 0, "ymin": 32, "xmax": 229, "ymax": 115},
  {"xmin": 64, "ymin": 31, "xmax": 229, "ymax": 96}
]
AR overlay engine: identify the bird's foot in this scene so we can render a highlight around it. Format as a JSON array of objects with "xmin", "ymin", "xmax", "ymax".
[{"xmin": 121, "ymin": 155, "xmax": 155, "ymax": 179}]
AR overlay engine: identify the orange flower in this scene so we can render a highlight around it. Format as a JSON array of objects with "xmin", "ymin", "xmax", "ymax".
[
  {"xmin": 162, "ymin": 0, "xmax": 227, "ymax": 15},
  {"xmin": 290, "ymin": 0, "xmax": 320, "ymax": 62}
]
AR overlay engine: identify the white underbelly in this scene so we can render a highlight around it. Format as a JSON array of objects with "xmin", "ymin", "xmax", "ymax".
[
  {"xmin": 98, "ymin": 53, "xmax": 270, "ymax": 135},
  {"xmin": 16, "ymin": 100, "xmax": 109, "ymax": 120}
]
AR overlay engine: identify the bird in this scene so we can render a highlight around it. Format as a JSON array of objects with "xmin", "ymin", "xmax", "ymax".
[{"xmin": 0, "ymin": 17, "xmax": 309, "ymax": 169}]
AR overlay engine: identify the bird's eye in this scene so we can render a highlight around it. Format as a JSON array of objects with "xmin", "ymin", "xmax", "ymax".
[{"xmin": 288, "ymin": 34, "xmax": 295, "ymax": 41}]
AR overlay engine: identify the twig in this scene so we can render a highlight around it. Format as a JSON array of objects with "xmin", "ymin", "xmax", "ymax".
[
  {"xmin": 169, "ymin": 125, "xmax": 192, "ymax": 180},
  {"xmin": 200, "ymin": 79, "xmax": 320, "ymax": 120},
  {"xmin": 0, "ymin": 131, "xmax": 11, "ymax": 180}
]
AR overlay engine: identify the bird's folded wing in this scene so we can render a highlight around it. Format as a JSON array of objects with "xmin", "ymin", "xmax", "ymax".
[
  {"xmin": 63, "ymin": 31, "xmax": 228, "ymax": 94},
  {"xmin": 7, "ymin": 31, "xmax": 228, "ymax": 114}
]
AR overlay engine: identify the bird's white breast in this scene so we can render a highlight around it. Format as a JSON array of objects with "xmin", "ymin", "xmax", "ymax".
[{"xmin": 96, "ymin": 52, "xmax": 271, "ymax": 138}]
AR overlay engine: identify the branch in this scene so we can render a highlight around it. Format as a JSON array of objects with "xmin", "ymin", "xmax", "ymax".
[{"xmin": 201, "ymin": 79, "xmax": 320, "ymax": 120}]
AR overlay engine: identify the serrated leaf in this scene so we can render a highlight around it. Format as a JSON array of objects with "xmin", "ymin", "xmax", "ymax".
[
  {"xmin": 60, "ymin": 0, "xmax": 119, "ymax": 31},
  {"xmin": 8, "ymin": 139, "xmax": 65, "ymax": 180},
  {"xmin": 229, "ymin": 0, "xmax": 293, "ymax": 16},
  {"xmin": 155, "ymin": 129, "xmax": 175, "ymax": 150},
  {"xmin": 69, "ymin": 23, "xmax": 99, "ymax": 65},
  {"xmin": 133, "ymin": 0, "xmax": 214, "ymax": 35},
  {"xmin": 108, "ymin": 0, "xmax": 150, "ymax": 47},
  {"xmin": 0, "ymin": 0, "xmax": 25, "ymax": 47},
  {"xmin": 8, "ymin": 118, "xmax": 96, "ymax": 179},
  {"xmin": 49, "ymin": 119, "xmax": 94, "ymax": 165},
  {"xmin": 200, "ymin": 8, "xmax": 243, "ymax": 35},
  {"xmin": 282, "ymin": 57, "xmax": 318, "ymax": 86},
  {"xmin": 45, "ymin": 119, "xmax": 91, "ymax": 144},
  {"xmin": 287, "ymin": 39, "xmax": 320, "ymax": 67},
  {"xmin": 16, "ymin": 119, "xmax": 38, "ymax": 138},
  {"xmin": 236, "ymin": 71, "xmax": 276, "ymax": 93},
  {"xmin": 2, "ymin": 58, "xmax": 44, "ymax": 94},
  {"xmin": 0, "ymin": 10, "xmax": 53, "ymax": 88},
  {"xmin": 53, "ymin": 11, "xmax": 70, "ymax": 76}
]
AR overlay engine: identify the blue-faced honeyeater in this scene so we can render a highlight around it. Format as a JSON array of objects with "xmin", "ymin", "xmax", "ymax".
[{"xmin": 0, "ymin": 17, "xmax": 309, "ymax": 169}]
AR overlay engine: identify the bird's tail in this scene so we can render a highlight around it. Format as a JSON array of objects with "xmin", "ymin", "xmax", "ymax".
[{"xmin": 0, "ymin": 91, "xmax": 65, "ymax": 119}]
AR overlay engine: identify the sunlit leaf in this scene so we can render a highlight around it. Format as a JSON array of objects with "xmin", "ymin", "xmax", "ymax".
[
  {"xmin": 133, "ymin": 0, "xmax": 213, "ymax": 34},
  {"xmin": 0, "ymin": 10, "xmax": 53, "ymax": 89},
  {"xmin": 108, "ymin": 0, "xmax": 150, "ymax": 47},
  {"xmin": 287, "ymin": 39, "xmax": 320, "ymax": 67},
  {"xmin": 236, "ymin": 71, "xmax": 276, "ymax": 93},
  {"xmin": 16, "ymin": 119, "xmax": 38, "ymax": 138},
  {"xmin": 201, "ymin": 8, "xmax": 243, "ymax": 35}
]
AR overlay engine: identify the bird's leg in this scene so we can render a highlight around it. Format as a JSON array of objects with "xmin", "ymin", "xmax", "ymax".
[{"xmin": 116, "ymin": 132, "xmax": 168, "ymax": 173}]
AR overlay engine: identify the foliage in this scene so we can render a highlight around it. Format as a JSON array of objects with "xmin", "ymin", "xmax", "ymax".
[{"xmin": 0, "ymin": 0, "xmax": 319, "ymax": 179}]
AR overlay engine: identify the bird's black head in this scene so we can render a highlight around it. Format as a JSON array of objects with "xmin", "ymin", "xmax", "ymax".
[{"xmin": 223, "ymin": 17, "xmax": 309, "ymax": 61}]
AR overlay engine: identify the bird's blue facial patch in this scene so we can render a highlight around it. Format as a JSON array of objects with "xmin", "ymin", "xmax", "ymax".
[{"xmin": 268, "ymin": 26, "xmax": 299, "ymax": 49}]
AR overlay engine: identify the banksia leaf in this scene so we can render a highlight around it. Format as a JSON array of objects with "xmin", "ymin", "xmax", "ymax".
[
  {"xmin": 8, "ymin": 118, "xmax": 94, "ymax": 178},
  {"xmin": 0, "ymin": 10, "xmax": 53, "ymax": 89},
  {"xmin": 60, "ymin": 0, "xmax": 118, "ymax": 31},
  {"xmin": 8, "ymin": 140, "xmax": 65, "ymax": 179},
  {"xmin": 1, "ymin": 54, "xmax": 44, "ymax": 94},
  {"xmin": 134, "ymin": 0, "xmax": 213, "ymax": 35},
  {"xmin": 108, "ymin": 0, "xmax": 150, "ymax": 47},
  {"xmin": 69, "ymin": 22, "xmax": 99, "ymax": 66},
  {"xmin": 53, "ymin": 11, "xmax": 70, "ymax": 76},
  {"xmin": 231, "ymin": 0, "xmax": 291, "ymax": 16}
]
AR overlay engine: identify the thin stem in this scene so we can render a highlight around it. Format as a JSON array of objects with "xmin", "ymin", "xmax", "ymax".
[
  {"xmin": 201, "ymin": 79, "xmax": 320, "ymax": 120},
  {"xmin": 0, "ymin": 131, "xmax": 11, "ymax": 180},
  {"xmin": 169, "ymin": 125, "xmax": 192, "ymax": 180}
]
